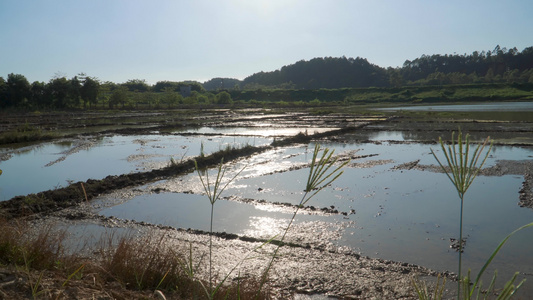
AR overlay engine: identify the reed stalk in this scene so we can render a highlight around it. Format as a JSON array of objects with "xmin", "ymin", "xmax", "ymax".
[
  {"xmin": 426, "ymin": 131, "xmax": 532, "ymax": 299},
  {"xmin": 195, "ymin": 158, "xmax": 246, "ymax": 297},
  {"xmin": 257, "ymin": 144, "xmax": 348, "ymax": 298},
  {"xmin": 431, "ymin": 130, "xmax": 492, "ymax": 298}
]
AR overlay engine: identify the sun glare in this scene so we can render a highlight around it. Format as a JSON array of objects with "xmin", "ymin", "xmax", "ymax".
[
  {"xmin": 232, "ymin": 0, "xmax": 296, "ymax": 17},
  {"xmin": 244, "ymin": 216, "xmax": 288, "ymax": 239}
]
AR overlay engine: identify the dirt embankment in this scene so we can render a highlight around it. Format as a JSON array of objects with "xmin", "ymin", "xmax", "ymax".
[
  {"xmin": 0, "ymin": 113, "xmax": 392, "ymax": 221},
  {"xmin": 1, "ymin": 114, "xmax": 450, "ymax": 299},
  {"xmin": 6, "ymin": 111, "xmax": 533, "ymax": 298}
]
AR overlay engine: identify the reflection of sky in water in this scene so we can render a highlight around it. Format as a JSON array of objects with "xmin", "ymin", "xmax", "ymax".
[
  {"xmin": 97, "ymin": 192, "xmax": 329, "ymax": 242},
  {"xmin": 367, "ymin": 131, "xmax": 406, "ymax": 141},
  {"xmin": 204, "ymin": 142, "xmax": 533, "ymax": 285},
  {"xmin": 0, "ymin": 134, "xmax": 271, "ymax": 200},
  {"xmin": 178, "ymin": 127, "xmax": 338, "ymax": 137},
  {"xmin": 2, "ymin": 126, "xmax": 533, "ymax": 290}
]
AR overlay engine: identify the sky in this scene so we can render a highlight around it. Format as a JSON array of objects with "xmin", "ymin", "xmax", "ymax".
[{"xmin": 1, "ymin": 0, "xmax": 533, "ymax": 85}]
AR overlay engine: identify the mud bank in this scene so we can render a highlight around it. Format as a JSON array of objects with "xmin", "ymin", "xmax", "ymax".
[
  {"xmin": 0, "ymin": 113, "xmax": 452, "ymax": 298},
  {"xmin": 0, "ymin": 114, "xmax": 391, "ymax": 220},
  {"xmin": 3, "ymin": 110, "xmax": 532, "ymax": 298},
  {"xmin": 35, "ymin": 206, "xmax": 453, "ymax": 299}
]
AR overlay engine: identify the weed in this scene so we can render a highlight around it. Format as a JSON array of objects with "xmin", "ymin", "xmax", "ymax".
[
  {"xmin": 431, "ymin": 130, "xmax": 492, "ymax": 297},
  {"xmin": 425, "ymin": 130, "xmax": 532, "ymax": 299},
  {"xmin": 412, "ymin": 222, "xmax": 533, "ymax": 299},
  {"xmin": 258, "ymin": 144, "xmax": 349, "ymax": 296},
  {"xmin": 194, "ymin": 158, "xmax": 246, "ymax": 295},
  {"xmin": 411, "ymin": 274, "xmax": 446, "ymax": 300},
  {"xmin": 186, "ymin": 145, "xmax": 346, "ymax": 299},
  {"xmin": 98, "ymin": 230, "xmax": 270, "ymax": 299},
  {"xmin": 169, "ymin": 147, "xmax": 189, "ymax": 166},
  {"xmin": 99, "ymin": 233, "xmax": 178, "ymax": 291},
  {"xmin": 0, "ymin": 218, "xmax": 93, "ymax": 299}
]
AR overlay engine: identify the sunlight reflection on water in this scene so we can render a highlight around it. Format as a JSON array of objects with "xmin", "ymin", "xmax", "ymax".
[{"xmin": 243, "ymin": 216, "xmax": 288, "ymax": 238}]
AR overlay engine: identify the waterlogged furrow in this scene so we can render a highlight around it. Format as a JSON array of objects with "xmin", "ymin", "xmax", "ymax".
[
  {"xmin": 3, "ymin": 113, "xmax": 533, "ymax": 297},
  {"xmin": 0, "ymin": 134, "xmax": 272, "ymax": 200}
]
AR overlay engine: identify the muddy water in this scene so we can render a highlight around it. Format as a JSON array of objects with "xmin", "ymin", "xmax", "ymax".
[
  {"xmin": 3, "ymin": 112, "xmax": 533, "ymax": 297},
  {"xmin": 91, "ymin": 135, "xmax": 533, "ymax": 294},
  {"xmin": 0, "ymin": 134, "xmax": 271, "ymax": 200},
  {"xmin": 177, "ymin": 126, "xmax": 339, "ymax": 137}
]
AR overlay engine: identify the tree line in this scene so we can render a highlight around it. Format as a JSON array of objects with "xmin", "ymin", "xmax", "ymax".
[
  {"xmin": 0, "ymin": 75, "xmax": 234, "ymax": 110},
  {"xmin": 204, "ymin": 45, "xmax": 533, "ymax": 90},
  {"xmin": 2, "ymin": 45, "xmax": 533, "ymax": 110}
]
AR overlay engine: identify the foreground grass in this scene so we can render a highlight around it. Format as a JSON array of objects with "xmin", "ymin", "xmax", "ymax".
[
  {"xmin": 412, "ymin": 131, "xmax": 528, "ymax": 300},
  {"xmin": 0, "ymin": 219, "xmax": 271, "ymax": 299}
]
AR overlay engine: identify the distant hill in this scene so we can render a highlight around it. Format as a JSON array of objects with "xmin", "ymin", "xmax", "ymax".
[
  {"xmin": 202, "ymin": 45, "xmax": 533, "ymax": 90},
  {"xmin": 202, "ymin": 78, "xmax": 242, "ymax": 91}
]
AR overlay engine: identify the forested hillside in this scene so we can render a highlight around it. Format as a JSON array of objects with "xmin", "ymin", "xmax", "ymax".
[{"xmin": 204, "ymin": 45, "xmax": 533, "ymax": 90}]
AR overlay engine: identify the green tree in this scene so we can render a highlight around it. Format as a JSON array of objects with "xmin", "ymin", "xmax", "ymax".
[
  {"xmin": 97, "ymin": 82, "xmax": 114, "ymax": 108},
  {"xmin": 0, "ymin": 77, "xmax": 7, "ymax": 108},
  {"xmin": 80, "ymin": 76, "xmax": 100, "ymax": 108},
  {"xmin": 30, "ymin": 81, "xmax": 47, "ymax": 108},
  {"xmin": 197, "ymin": 94, "xmax": 209, "ymax": 105},
  {"xmin": 152, "ymin": 80, "xmax": 206, "ymax": 93},
  {"xmin": 109, "ymin": 86, "xmax": 128, "ymax": 108},
  {"xmin": 5, "ymin": 73, "xmax": 31, "ymax": 108},
  {"xmin": 216, "ymin": 91, "xmax": 233, "ymax": 105},
  {"xmin": 206, "ymin": 92, "xmax": 216, "ymax": 104},
  {"xmin": 388, "ymin": 67, "xmax": 404, "ymax": 87},
  {"xmin": 48, "ymin": 77, "xmax": 70, "ymax": 108},
  {"xmin": 162, "ymin": 87, "xmax": 180, "ymax": 108},
  {"xmin": 122, "ymin": 79, "xmax": 150, "ymax": 92},
  {"xmin": 183, "ymin": 90, "xmax": 200, "ymax": 105},
  {"xmin": 68, "ymin": 76, "xmax": 82, "ymax": 108}
]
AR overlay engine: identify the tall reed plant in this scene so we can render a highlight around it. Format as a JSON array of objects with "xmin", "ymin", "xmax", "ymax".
[
  {"xmin": 413, "ymin": 221, "xmax": 532, "ymax": 300},
  {"xmin": 194, "ymin": 158, "xmax": 246, "ymax": 296},
  {"xmin": 257, "ymin": 144, "xmax": 349, "ymax": 296},
  {"xmin": 425, "ymin": 130, "xmax": 533, "ymax": 299},
  {"xmin": 431, "ymin": 130, "xmax": 492, "ymax": 297}
]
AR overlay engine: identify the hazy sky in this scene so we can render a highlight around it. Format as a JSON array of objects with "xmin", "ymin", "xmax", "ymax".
[{"xmin": 1, "ymin": 0, "xmax": 532, "ymax": 84}]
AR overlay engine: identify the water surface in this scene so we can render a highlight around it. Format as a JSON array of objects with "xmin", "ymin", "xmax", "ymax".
[{"xmin": 376, "ymin": 101, "xmax": 533, "ymax": 112}]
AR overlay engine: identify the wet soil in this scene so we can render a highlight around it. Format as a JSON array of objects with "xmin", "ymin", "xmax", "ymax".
[
  {"xmin": 2, "ymin": 109, "xmax": 533, "ymax": 298},
  {"xmin": 29, "ymin": 207, "xmax": 454, "ymax": 299}
]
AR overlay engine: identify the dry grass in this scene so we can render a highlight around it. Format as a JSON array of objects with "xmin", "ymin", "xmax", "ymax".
[{"xmin": 0, "ymin": 219, "xmax": 272, "ymax": 299}]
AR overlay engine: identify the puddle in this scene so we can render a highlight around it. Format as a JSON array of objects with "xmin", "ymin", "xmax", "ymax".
[
  {"xmin": 0, "ymin": 134, "xmax": 271, "ymax": 200},
  {"xmin": 178, "ymin": 126, "xmax": 340, "ymax": 137},
  {"xmin": 96, "ymin": 192, "xmax": 343, "ymax": 248},
  {"xmin": 3, "ymin": 118, "xmax": 533, "ymax": 296},
  {"xmin": 91, "ymin": 139, "xmax": 533, "ymax": 291}
]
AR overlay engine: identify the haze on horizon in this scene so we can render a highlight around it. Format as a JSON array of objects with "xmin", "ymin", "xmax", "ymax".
[{"xmin": 1, "ymin": 0, "xmax": 532, "ymax": 85}]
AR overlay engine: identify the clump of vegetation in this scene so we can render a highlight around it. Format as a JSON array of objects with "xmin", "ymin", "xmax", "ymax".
[
  {"xmin": 413, "ymin": 130, "xmax": 532, "ymax": 300},
  {"xmin": 0, "ymin": 122, "xmax": 57, "ymax": 145},
  {"xmin": 257, "ymin": 144, "xmax": 349, "ymax": 295},
  {"xmin": 194, "ymin": 158, "xmax": 246, "ymax": 297},
  {"xmin": 0, "ymin": 218, "xmax": 88, "ymax": 299},
  {"xmin": 99, "ymin": 232, "xmax": 270, "ymax": 299},
  {"xmin": 431, "ymin": 130, "xmax": 493, "ymax": 289},
  {"xmin": 0, "ymin": 218, "xmax": 271, "ymax": 299}
]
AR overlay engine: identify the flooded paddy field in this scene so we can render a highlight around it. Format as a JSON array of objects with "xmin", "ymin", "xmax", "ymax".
[{"xmin": 1, "ymin": 105, "xmax": 533, "ymax": 298}]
